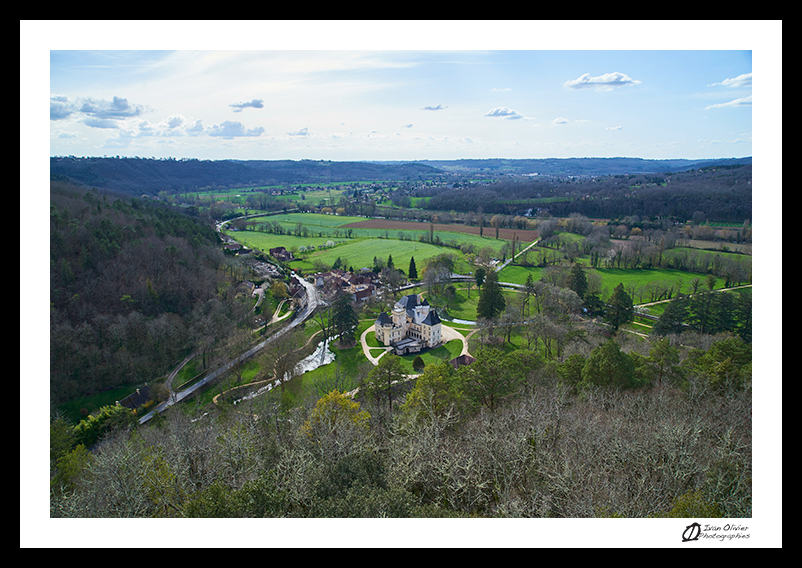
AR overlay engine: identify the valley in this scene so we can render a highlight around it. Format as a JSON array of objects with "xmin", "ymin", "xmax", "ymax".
[{"xmin": 49, "ymin": 157, "xmax": 754, "ymax": 521}]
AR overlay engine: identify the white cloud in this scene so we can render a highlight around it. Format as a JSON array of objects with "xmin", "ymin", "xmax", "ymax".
[
  {"xmin": 423, "ymin": 104, "xmax": 447, "ymax": 111},
  {"xmin": 605, "ymin": 125, "xmax": 623, "ymax": 131},
  {"xmin": 79, "ymin": 96, "xmax": 146, "ymax": 120},
  {"xmin": 207, "ymin": 120, "xmax": 265, "ymax": 137},
  {"xmin": 287, "ymin": 127, "xmax": 309, "ymax": 137},
  {"xmin": 552, "ymin": 117, "xmax": 568, "ymax": 125},
  {"xmin": 166, "ymin": 115, "xmax": 184, "ymax": 129},
  {"xmin": 709, "ymin": 73, "xmax": 752, "ymax": 88},
  {"xmin": 50, "ymin": 95, "xmax": 75, "ymax": 120},
  {"xmin": 51, "ymin": 94, "xmax": 147, "ymax": 129},
  {"xmin": 705, "ymin": 95, "xmax": 752, "ymax": 109},
  {"xmin": 485, "ymin": 107, "xmax": 523, "ymax": 119},
  {"xmin": 563, "ymin": 72, "xmax": 641, "ymax": 91},
  {"xmin": 82, "ymin": 117, "xmax": 119, "ymax": 129},
  {"xmin": 230, "ymin": 99, "xmax": 265, "ymax": 112}
]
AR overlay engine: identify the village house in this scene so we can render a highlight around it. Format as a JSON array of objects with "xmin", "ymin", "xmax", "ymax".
[
  {"xmin": 449, "ymin": 354, "xmax": 476, "ymax": 369},
  {"xmin": 375, "ymin": 293, "xmax": 442, "ymax": 355},
  {"xmin": 117, "ymin": 385, "xmax": 151, "ymax": 412},
  {"xmin": 269, "ymin": 246, "xmax": 294, "ymax": 262},
  {"xmin": 236, "ymin": 281, "xmax": 256, "ymax": 297},
  {"xmin": 314, "ymin": 269, "xmax": 379, "ymax": 304}
]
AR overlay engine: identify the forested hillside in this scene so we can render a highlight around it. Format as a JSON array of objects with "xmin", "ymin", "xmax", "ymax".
[
  {"xmin": 49, "ymin": 157, "xmax": 444, "ymax": 195},
  {"xmin": 50, "ymin": 338, "xmax": 752, "ymax": 519},
  {"xmin": 415, "ymin": 156, "xmax": 751, "ymax": 176},
  {"xmin": 418, "ymin": 164, "xmax": 752, "ymax": 223},
  {"xmin": 49, "ymin": 181, "xmax": 250, "ymax": 404}
]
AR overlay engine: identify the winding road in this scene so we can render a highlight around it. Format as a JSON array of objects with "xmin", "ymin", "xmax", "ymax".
[{"xmin": 138, "ymin": 274, "xmax": 319, "ymax": 424}]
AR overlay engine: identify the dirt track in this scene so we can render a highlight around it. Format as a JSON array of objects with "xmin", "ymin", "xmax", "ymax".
[{"xmin": 339, "ymin": 218, "xmax": 539, "ymax": 242}]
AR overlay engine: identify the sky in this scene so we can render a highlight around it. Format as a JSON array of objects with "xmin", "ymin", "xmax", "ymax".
[{"xmin": 36, "ymin": 21, "xmax": 776, "ymax": 163}]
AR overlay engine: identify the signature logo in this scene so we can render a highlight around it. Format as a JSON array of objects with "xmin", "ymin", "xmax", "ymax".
[
  {"xmin": 682, "ymin": 522, "xmax": 751, "ymax": 543},
  {"xmin": 682, "ymin": 522, "xmax": 702, "ymax": 542}
]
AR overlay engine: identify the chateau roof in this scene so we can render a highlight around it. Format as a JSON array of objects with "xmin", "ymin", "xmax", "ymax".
[
  {"xmin": 421, "ymin": 310, "xmax": 441, "ymax": 326},
  {"xmin": 396, "ymin": 294, "xmax": 428, "ymax": 309}
]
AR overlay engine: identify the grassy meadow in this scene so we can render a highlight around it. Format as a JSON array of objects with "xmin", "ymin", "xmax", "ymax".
[{"xmin": 226, "ymin": 212, "xmax": 514, "ymax": 274}]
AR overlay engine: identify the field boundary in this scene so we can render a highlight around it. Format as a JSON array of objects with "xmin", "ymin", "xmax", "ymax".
[{"xmin": 339, "ymin": 218, "xmax": 539, "ymax": 242}]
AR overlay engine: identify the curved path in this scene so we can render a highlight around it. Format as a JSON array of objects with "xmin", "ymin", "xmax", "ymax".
[
  {"xmin": 211, "ymin": 329, "xmax": 325, "ymax": 405},
  {"xmin": 138, "ymin": 274, "xmax": 319, "ymax": 424}
]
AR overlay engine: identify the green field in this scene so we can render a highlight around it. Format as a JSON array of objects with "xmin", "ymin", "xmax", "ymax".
[
  {"xmin": 243, "ymin": 212, "xmax": 510, "ymax": 254},
  {"xmin": 249, "ymin": 212, "xmax": 367, "ymax": 227},
  {"xmin": 303, "ymin": 238, "xmax": 451, "ymax": 273},
  {"xmin": 498, "ymin": 264, "xmax": 733, "ymax": 305},
  {"xmin": 227, "ymin": 212, "xmax": 512, "ymax": 275},
  {"xmin": 226, "ymin": 230, "xmax": 340, "ymax": 253}
]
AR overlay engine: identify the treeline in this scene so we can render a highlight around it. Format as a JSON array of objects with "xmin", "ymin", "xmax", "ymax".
[
  {"xmin": 49, "ymin": 157, "xmax": 443, "ymax": 196},
  {"xmin": 50, "ymin": 330, "xmax": 751, "ymax": 518},
  {"xmin": 416, "ymin": 156, "xmax": 751, "ymax": 177},
  {"xmin": 419, "ymin": 165, "xmax": 752, "ymax": 224},
  {"xmin": 49, "ymin": 182, "xmax": 252, "ymax": 405},
  {"xmin": 514, "ymin": 215, "xmax": 751, "ymax": 293},
  {"xmin": 653, "ymin": 289, "xmax": 752, "ymax": 342}
]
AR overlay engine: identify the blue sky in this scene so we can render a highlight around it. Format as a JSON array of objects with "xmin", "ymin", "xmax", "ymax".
[{"xmin": 36, "ymin": 21, "xmax": 775, "ymax": 163}]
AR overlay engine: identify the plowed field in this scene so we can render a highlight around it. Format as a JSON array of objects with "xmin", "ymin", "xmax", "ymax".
[{"xmin": 339, "ymin": 218, "xmax": 539, "ymax": 242}]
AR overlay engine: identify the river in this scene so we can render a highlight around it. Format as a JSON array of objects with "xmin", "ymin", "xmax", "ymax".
[{"xmin": 231, "ymin": 337, "xmax": 336, "ymax": 405}]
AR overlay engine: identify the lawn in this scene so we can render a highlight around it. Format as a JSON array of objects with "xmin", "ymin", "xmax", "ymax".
[
  {"xmin": 402, "ymin": 283, "xmax": 520, "ymax": 323},
  {"xmin": 247, "ymin": 212, "xmax": 511, "ymax": 256},
  {"xmin": 304, "ymin": 237, "xmax": 450, "ymax": 273},
  {"xmin": 396, "ymin": 339, "xmax": 464, "ymax": 373}
]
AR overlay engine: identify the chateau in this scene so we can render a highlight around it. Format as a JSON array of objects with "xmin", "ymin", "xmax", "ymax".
[{"xmin": 375, "ymin": 293, "xmax": 442, "ymax": 355}]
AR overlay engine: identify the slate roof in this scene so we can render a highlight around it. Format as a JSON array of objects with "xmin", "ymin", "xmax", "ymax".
[
  {"xmin": 449, "ymin": 354, "xmax": 476, "ymax": 369},
  {"xmin": 118, "ymin": 386, "xmax": 151, "ymax": 410},
  {"xmin": 396, "ymin": 294, "xmax": 428, "ymax": 309},
  {"xmin": 421, "ymin": 310, "xmax": 441, "ymax": 326}
]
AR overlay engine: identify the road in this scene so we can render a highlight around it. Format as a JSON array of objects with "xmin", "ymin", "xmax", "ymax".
[{"xmin": 138, "ymin": 273, "xmax": 318, "ymax": 424}]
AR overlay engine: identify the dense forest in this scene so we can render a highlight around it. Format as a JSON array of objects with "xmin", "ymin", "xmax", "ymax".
[
  {"xmin": 415, "ymin": 156, "xmax": 751, "ymax": 177},
  {"xmin": 417, "ymin": 164, "xmax": 752, "ymax": 224},
  {"xmin": 49, "ymin": 181, "xmax": 253, "ymax": 405},
  {"xmin": 49, "ymin": 157, "xmax": 445, "ymax": 195},
  {"xmin": 50, "ymin": 333, "xmax": 752, "ymax": 519}
]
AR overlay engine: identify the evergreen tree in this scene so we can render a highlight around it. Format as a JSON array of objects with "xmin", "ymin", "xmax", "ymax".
[
  {"xmin": 567, "ymin": 263, "xmax": 588, "ymax": 300},
  {"xmin": 457, "ymin": 347, "xmax": 524, "ymax": 412},
  {"xmin": 331, "ymin": 293, "xmax": 359, "ymax": 347},
  {"xmin": 474, "ymin": 267, "xmax": 486, "ymax": 290},
  {"xmin": 476, "ymin": 270, "xmax": 506, "ymax": 320},
  {"xmin": 647, "ymin": 337, "xmax": 682, "ymax": 387},
  {"xmin": 580, "ymin": 340, "xmax": 638, "ymax": 390},
  {"xmin": 605, "ymin": 283, "xmax": 634, "ymax": 330},
  {"xmin": 408, "ymin": 256, "xmax": 418, "ymax": 280},
  {"xmin": 652, "ymin": 296, "xmax": 688, "ymax": 336}
]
